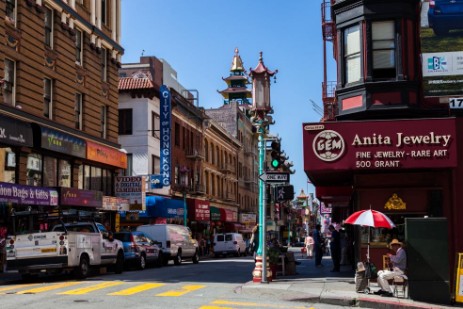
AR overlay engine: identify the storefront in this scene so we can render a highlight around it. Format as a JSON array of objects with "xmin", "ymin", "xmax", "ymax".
[{"xmin": 303, "ymin": 118, "xmax": 460, "ymax": 298}]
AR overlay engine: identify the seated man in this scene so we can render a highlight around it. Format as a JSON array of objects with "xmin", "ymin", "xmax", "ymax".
[{"xmin": 374, "ymin": 239, "xmax": 407, "ymax": 297}]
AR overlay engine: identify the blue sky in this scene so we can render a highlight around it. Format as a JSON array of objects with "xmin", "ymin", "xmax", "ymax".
[{"xmin": 121, "ymin": 0, "xmax": 335, "ymax": 196}]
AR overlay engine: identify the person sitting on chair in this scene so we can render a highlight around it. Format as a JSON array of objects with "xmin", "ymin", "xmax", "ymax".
[{"xmin": 374, "ymin": 239, "xmax": 407, "ymax": 297}]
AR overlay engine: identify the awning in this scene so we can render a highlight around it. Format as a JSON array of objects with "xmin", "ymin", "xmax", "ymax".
[
  {"xmin": 315, "ymin": 186, "xmax": 352, "ymax": 207},
  {"xmin": 187, "ymin": 198, "xmax": 210, "ymax": 222},
  {"xmin": 145, "ymin": 196, "xmax": 184, "ymax": 218},
  {"xmin": 220, "ymin": 208, "xmax": 238, "ymax": 222},
  {"xmin": 0, "ymin": 114, "xmax": 33, "ymax": 147},
  {"xmin": 210, "ymin": 206, "xmax": 221, "ymax": 221}
]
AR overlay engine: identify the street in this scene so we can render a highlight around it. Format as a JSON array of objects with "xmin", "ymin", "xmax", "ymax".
[{"xmin": 0, "ymin": 255, "xmax": 353, "ymax": 309}]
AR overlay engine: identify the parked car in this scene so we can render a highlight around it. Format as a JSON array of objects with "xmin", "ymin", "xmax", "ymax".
[
  {"xmin": 136, "ymin": 224, "xmax": 199, "ymax": 265},
  {"xmin": 113, "ymin": 231, "xmax": 162, "ymax": 270},
  {"xmin": 428, "ymin": 0, "xmax": 463, "ymax": 35},
  {"xmin": 213, "ymin": 233, "xmax": 246, "ymax": 257}
]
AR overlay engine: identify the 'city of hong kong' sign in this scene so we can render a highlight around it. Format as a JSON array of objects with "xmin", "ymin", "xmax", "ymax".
[
  {"xmin": 160, "ymin": 85, "xmax": 171, "ymax": 186},
  {"xmin": 303, "ymin": 118, "xmax": 457, "ymax": 172}
]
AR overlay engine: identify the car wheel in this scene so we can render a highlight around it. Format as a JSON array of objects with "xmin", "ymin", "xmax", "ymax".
[
  {"xmin": 156, "ymin": 253, "xmax": 164, "ymax": 267},
  {"xmin": 115, "ymin": 251, "xmax": 124, "ymax": 274},
  {"xmin": 192, "ymin": 251, "xmax": 199, "ymax": 264},
  {"xmin": 174, "ymin": 252, "xmax": 182, "ymax": 265},
  {"xmin": 75, "ymin": 255, "xmax": 90, "ymax": 279},
  {"xmin": 138, "ymin": 254, "xmax": 146, "ymax": 270},
  {"xmin": 161, "ymin": 253, "xmax": 169, "ymax": 266}
]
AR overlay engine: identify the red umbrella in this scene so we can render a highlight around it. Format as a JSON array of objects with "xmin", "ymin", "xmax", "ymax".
[
  {"xmin": 344, "ymin": 209, "xmax": 395, "ymax": 259},
  {"xmin": 344, "ymin": 209, "xmax": 395, "ymax": 229}
]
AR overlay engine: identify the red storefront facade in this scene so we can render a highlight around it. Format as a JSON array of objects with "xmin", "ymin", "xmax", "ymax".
[{"xmin": 303, "ymin": 117, "xmax": 463, "ymax": 301}]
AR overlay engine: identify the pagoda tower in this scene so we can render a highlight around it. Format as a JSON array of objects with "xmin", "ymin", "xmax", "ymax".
[{"xmin": 218, "ymin": 48, "xmax": 252, "ymax": 109}]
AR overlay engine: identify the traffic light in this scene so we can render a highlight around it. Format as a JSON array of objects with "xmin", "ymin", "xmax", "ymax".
[
  {"xmin": 270, "ymin": 141, "xmax": 283, "ymax": 169},
  {"xmin": 275, "ymin": 185, "xmax": 294, "ymax": 201}
]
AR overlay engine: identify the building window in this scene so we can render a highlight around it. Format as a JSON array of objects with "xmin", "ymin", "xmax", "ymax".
[
  {"xmin": 101, "ymin": 105, "xmax": 108, "ymax": 139},
  {"xmin": 43, "ymin": 156, "xmax": 58, "ymax": 187},
  {"xmin": 101, "ymin": 0, "xmax": 107, "ymax": 25},
  {"xmin": 5, "ymin": 0, "xmax": 16, "ymax": 25},
  {"xmin": 372, "ymin": 21, "xmax": 396, "ymax": 79},
  {"xmin": 3, "ymin": 59, "xmax": 16, "ymax": 106},
  {"xmin": 44, "ymin": 78, "xmax": 53, "ymax": 119},
  {"xmin": 1, "ymin": 147, "xmax": 16, "ymax": 183},
  {"xmin": 44, "ymin": 6, "xmax": 53, "ymax": 48},
  {"xmin": 118, "ymin": 109, "xmax": 133, "ymax": 135},
  {"xmin": 174, "ymin": 123, "xmax": 180, "ymax": 146},
  {"xmin": 101, "ymin": 48, "xmax": 107, "ymax": 81},
  {"xmin": 152, "ymin": 155, "xmax": 160, "ymax": 174},
  {"xmin": 58, "ymin": 159, "xmax": 71, "ymax": 187},
  {"xmin": 75, "ymin": 93, "xmax": 83, "ymax": 130},
  {"xmin": 344, "ymin": 24, "xmax": 361, "ymax": 84},
  {"xmin": 75, "ymin": 28, "xmax": 83, "ymax": 65},
  {"xmin": 125, "ymin": 154, "xmax": 133, "ymax": 176},
  {"xmin": 151, "ymin": 111, "xmax": 160, "ymax": 138}
]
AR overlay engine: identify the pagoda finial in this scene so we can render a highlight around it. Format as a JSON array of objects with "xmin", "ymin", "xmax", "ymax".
[
  {"xmin": 231, "ymin": 48, "xmax": 244, "ymax": 72},
  {"xmin": 259, "ymin": 51, "xmax": 263, "ymax": 63}
]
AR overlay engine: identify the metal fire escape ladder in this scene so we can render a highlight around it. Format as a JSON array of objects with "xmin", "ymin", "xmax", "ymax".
[{"xmin": 321, "ymin": 0, "xmax": 337, "ymax": 121}]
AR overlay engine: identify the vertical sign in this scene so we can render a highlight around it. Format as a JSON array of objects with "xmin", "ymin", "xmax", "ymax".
[{"xmin": 160, "ymin": 85, "xmax": 171, "ymax": 186}]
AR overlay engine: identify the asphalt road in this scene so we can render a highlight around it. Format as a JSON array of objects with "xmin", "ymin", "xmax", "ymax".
[{"xmin": 0, "ymin": 255, "xmax": 352, "ymax": 309}]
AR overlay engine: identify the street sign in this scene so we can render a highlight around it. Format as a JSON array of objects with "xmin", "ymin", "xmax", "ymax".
[{"xmin": 259, "ymin": 172, "xmax": 290, "ymax": 183}]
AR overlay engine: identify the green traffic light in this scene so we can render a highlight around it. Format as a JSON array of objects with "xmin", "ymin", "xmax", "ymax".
[{"xmin": 271, "ymin": 159, "xmax": 280, "ymax": 168}]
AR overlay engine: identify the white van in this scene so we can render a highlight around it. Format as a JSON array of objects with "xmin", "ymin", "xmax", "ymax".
[
  {"xmin": 136, "ymin": 224, "xmax": 199, "ymax": 265},
  {"xmin": 213, "ymin": 233, "xmax": 246, "ymax": 257}
]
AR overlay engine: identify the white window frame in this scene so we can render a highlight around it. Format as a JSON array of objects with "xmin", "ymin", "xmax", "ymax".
[
  {"xmin": 344, "ymin": 24, "xmax": 362, "ymax": 84},
  {"xmin": 75, "ymin": 28, "xmax": 83, "ymax": 65},
  {"xmin": 3, "ymin": 58, "xmax": 16, "ymax": 106},
  {"xmin": 44, "ymin": 6, "xmax": 54, "ymax": 48},
  {"xmin": 5, "ymin": 0, "xmax": 17, "ymax": 26},
  {"xmin": 44, "ymin": 78, "xmax": 53, "ymax": 119},
  {"xmin": 75, "ymin": 93, "xmax": 83, "ymax": 130}
]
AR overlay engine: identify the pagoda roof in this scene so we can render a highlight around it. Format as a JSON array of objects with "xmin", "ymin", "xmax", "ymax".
[
  {"xmin": 222, "ymin": 75, "xmax": 249, "ymax": 82},
  {"xmin": 250, "ymin": 52, "xmax": 277, "ymax": 76},
  {"xmin": 230, "ymin": 48, "xmax": 245, "ymax": 72},
  {"xmin": 218, "ymin": 87, "xmax": 252, "ymax": 97}
]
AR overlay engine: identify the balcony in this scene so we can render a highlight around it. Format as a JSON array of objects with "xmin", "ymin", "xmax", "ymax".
[
  {"xmin": 189, "ymin": 183, "xmax": 206, "ymax": 195},
  {"xmin": 186, "ymin": 148, "xmax": 205, "ymax": 160},
  {"xmin": 220, "ymin": 163, "xmax": 235, "ymax": 174}
]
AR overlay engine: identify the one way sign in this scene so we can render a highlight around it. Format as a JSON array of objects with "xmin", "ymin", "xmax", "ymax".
[{"xmin": 259, "ymin": 172, "xmax": 290, "ymax": 183}]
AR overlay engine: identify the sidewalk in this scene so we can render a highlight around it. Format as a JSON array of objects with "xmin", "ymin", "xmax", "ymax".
[{"xmin": 241, "ymin": 252, "xmax": 457, "ymax": 309}]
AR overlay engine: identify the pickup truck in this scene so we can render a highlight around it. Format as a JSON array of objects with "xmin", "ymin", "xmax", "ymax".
[{"xmin": 6, "ymin": 222, "xmax": 124, "ymax": 279}]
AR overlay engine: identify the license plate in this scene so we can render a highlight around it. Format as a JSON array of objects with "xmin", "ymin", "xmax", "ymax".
[{"xmin": 41, "ymin": 248, "xmax": 57, "ymax": 253}]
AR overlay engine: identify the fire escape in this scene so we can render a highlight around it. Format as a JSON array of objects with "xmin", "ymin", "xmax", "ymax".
[{"xmin": 321, "ymin": 0, "xmax": 337, "ymax": 121}]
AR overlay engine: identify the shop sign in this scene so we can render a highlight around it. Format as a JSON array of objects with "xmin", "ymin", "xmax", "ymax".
[
  {"xmin": 320, "ymin": 202, "xmax": 332, "ymax": 214},
  {"xmin": 160, "ymin": 85, "xmax": 171, "ymax": 186},
  {"xmin": 102, "ymin": 196, "xmax": 130, "ymax": 211},
  {"xmin": 87, "ymin": 141, "xmax": 127, "ymax": 169},
  {"xmin": 0, "ymin": 115, "xmax": 33, "ymax": 147},
  {"xmin": 60, "ymin": 187, "xmax": 102, "ymax": 208},
  {"xmin": 188, "ymin": 199, "xmax": 210, "ymax": 221},
  {"xmin": 40, "ymin": 127, "xmax": 86, "ymax": 158},
  {"xmin": 303, "ymin": 118, "xmax": 457, "ymax": 173},
  {"xmin": 210, "ymin": 206, "xmax": 221, "ymax": 221},
  {"xmin": 115, "ymin": 176, "xmax": 145, "ymax": 211},
  {"xmin": 420, "ymin": 6, "xmax": 463, "ymax": 98},
  {"xmin": 0, "ymin": 182, "xmax": 58, "ymax": 206},
  {"xmin": 239, "ymin": 213, "xmax": 256, "ymax": 225}
]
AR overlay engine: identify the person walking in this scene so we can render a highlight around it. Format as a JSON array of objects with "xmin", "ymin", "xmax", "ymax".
[
  {"xmin": 313, "ymin": 224, "xmax": 323, "ymax": 267},
  {"xmin": 304, "ymin": 232, "xmax": 314, "ymax": 259},
  {"xmin": 329, "ymin": 225, "xmax": 341, "ymax": 272}
]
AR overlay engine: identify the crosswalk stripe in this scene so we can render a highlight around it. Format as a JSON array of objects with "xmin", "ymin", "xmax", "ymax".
[
  {"xmin": 0, "ymin": 284, "xmax": 39, "ymax": 294},
  {"xmin": 58, "ymin": 281, "xmax": 124, "ymax": 295},
  {"xmin": 156, "ymin": 284, "xmax": 205, "ymax": 297},
  {"xmin": 17, "ymin": 282, "xmax": 83, "ymax": 294},
  {"xmin": 108, "ymin": 283, "xmax": 165, "ymax": 296}
]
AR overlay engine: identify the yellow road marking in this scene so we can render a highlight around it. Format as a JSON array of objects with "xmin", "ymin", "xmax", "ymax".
[
  {"xmin": 211, "ymin": 300, "xmax": 313, "ymax": 309},
  {"xmin": 0, "ymin": 284, "xmax": 40, "ymax": 294},
  {"xmin": 108, "ymin": 283, "xmax": 165, "ymax": 296},
  {"xmin": 156, "ymin": 284, "xmax": 205, "ymax": 297},
  {"xmin": 199, "ymin": 306, "xmax": 234, "ymax": 309},
  {"xmin": 58, "ymin": 281, "xmax": 124, "ymax": 295},
  {"xmin": 17, "ymin": 282, "xmax": 83, "ymax": 294}
]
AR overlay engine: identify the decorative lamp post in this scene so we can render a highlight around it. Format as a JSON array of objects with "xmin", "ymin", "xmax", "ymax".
[
  {"xmin": 250, "ymin": 52, "xmax": 277, "ymax": 283},
  {"xmin": 179, "ymin": 166, "xmax": 189, "ymax": 226}
]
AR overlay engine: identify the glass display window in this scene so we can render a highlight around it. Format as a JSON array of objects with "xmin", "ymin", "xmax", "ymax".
[
  {"xmin": 0, "ymin": 147, "xmax": 16, "ymax": 183},
  {"xmin": 59, "ymin": 160, "xmax": 71, "ymax": 187},
  {"xmin": 26, "ymin": 153, "xmax": 42, "ymax": 186},
  {"xmin": 43, "ymin": 156, "xmax": 58, "ymax": 187}
]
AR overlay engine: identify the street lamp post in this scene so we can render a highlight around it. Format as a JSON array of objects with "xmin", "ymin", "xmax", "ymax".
[{"xmin": 250, "ymin": 52, "xmax": 277, "ymax": 283}]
